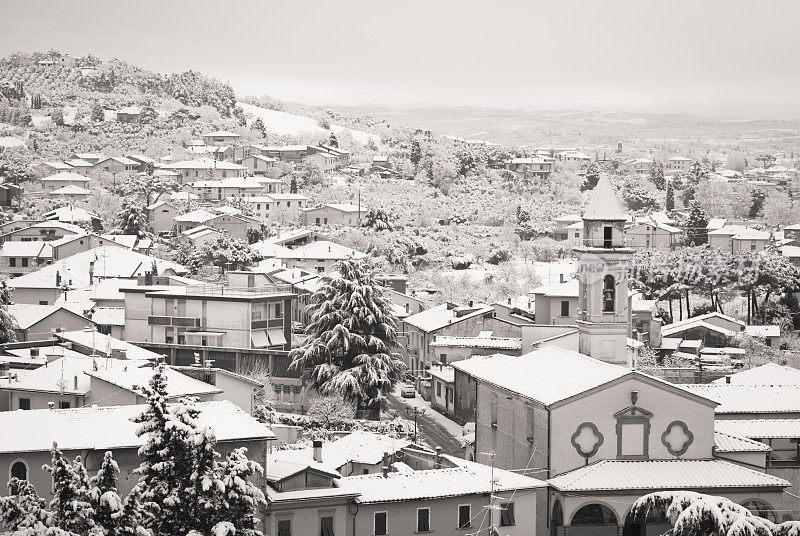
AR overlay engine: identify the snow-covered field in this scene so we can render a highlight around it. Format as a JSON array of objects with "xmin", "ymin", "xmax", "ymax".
[{"xmin": 237, "ymin": 101, "xmax": 381, "ymax": 146}]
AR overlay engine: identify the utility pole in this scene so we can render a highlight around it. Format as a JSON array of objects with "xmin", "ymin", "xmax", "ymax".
[
  {"xmin": 405, "ymin": 407, "xmax": 425, "ymax": 443},
  {"xmin": 482, "ymin": 451, "xmax": 499, "ymax": 536}
]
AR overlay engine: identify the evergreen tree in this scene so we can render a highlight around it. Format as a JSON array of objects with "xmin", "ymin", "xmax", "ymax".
[
  {"xmin": 89, "ymin": 451, "xmax": 124, "ymax": 535},
  {"xmin": 289, "ymin": 258, "xmax": 406, "ymax": 416},
  {"xmin": 648, "ymin": 161, "xmax": 665, "ymax": 190},
  {"xmin": 252, "ymin": 117, "xmax": 266, "ymax": 138},
  {"xmin": 749, "ymin": 188, "xmax": 766, "ymax": 218},
  {"xmin": 580, "ymin": 161, "xmax": 600, "ymax": 191},
  {"xmin": 0, "ymin": 478, "xmax": 49, "ymax": 533},
  {"xmin": 665, "ymin": 180, "xmax": 675, "ymax": 211},
  {"xmin": 90, "ymin": 104, "xmax": 105, "ymax": 122},
  {"xmin": 130, "ymin": 365, "xmax": 195, "ymax": 536},
  {"xmin": 686, "ymin": 201, "xmax": 709, "ymax": 246},
  {"xmin": 186, "ymin": 423, "xmax": 223, "ymax": 533},
  {"xmin": 116, "ymin": 199, "xmax": 149, "ymax": 238},
  {"xmin": 290, "ymin": 176, "xmax": 298, "ymax": 194},
  {"xmin": 410, "ymin": 140, "xmax": 422, "ymax": 166},
  {"xmin": 328, "ymin": 132, "xmax": 338, "ymax": 148},
  {"xmin": 188, "ymin": 235, "xmax": 257, "ymax": 273},
  {"xmin": 360, "ymin": 208, "xmax": 394, "ymax": 231},
  {"xmin": 218, "ymin": 448, "xmax": 266, "ymax": 536},
  {"xmin": 44, "ymin": 444, "xmax": 95, "ymax": 534}
]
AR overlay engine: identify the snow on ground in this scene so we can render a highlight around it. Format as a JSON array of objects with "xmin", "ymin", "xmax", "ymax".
[
  {"xmin": 439, "ymin": 259, "xmax": 576, "ymax": 289},
  {"xmin": 237, "ymin": 101, "xmax": 382, "ymax": 146},
  {"xmin": 0, "ymin": 136, "xmax": 26, "ymax": 149}
]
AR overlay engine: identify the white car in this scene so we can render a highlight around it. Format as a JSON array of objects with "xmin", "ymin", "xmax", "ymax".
[{"xmin": 400, "ymin": 384, "xmax": 416, "ymax": 398}]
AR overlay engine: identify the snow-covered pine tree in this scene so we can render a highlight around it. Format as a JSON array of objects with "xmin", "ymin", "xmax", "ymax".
[
  {"xmin": 631, "ymin": 490, "xmax": 800, "ymax": 536},
  {"xmin": 289, "ymin": 258, "xmax": 406, "ymax": 417},
  {"xmin": 686, "ymin": 201, "xmax": 709, "ymax": 246},
  {"xmin": 130, "ymin": 364, "xmax": 195, "ymax": 536},
  {"xmin": 0, "ymin": 478, "xmax": 49, "ymax": 533},
  {"xmin": 89, "ymin": 451, "xmax": 124, "ymax": 535},
  {"xmin": 218, "ymin": 448, "xmax": 266, "ymax": 536},
  {"xmin": 43, "ymin": 444, "xmax": 95, "ymax": 534},
  {"xmin": 186, "ymin": 421, "xmax": 224, "ymax": 533},
  {"xmin": 665, "ymin": 180, "xmax": 675, "ymax": 211}
]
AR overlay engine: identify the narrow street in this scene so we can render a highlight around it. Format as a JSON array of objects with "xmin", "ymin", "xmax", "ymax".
[{"xmin": 385, "ymin": 394, "xmax": 465, "ymax": 457}]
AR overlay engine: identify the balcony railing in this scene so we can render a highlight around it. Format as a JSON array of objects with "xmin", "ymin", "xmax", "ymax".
[
  {"xmin": 148, "ymin": 315, "xmax": 202, "ymax": 327},
  {"xmin": 182, "ymin": 284, "xmax": 293, "ymax": 297},
  {"xmin": 579, "ymin": 237, "xmax": 629, "ymax": 248},
  {"xmin": 251, "ymin": 318, "xmax": 284, "ymax": 329}
]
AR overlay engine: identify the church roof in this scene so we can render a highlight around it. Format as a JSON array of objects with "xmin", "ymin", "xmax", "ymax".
[{"xmin": 583, "ymin": 175, "xmax": 626, "ymax": 221}]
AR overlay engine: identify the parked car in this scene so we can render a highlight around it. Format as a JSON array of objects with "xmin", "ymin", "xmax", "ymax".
[{"xmin": 400, "ymin": 384, "xmax": 416, "ymax": 398}]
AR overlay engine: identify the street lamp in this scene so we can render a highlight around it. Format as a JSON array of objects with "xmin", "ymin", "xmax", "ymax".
[{"xmin": 405, "ymin": 407, "xmax": 425, "ymax": 444}]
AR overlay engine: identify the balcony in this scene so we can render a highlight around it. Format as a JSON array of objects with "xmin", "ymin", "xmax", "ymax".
[
  {"xmin": 251, "ymin": 318, "xmax": 284, "ymax": 329},
  {"xmin": 148, "ymin": 315, "xmax": 202, "ymax": 327},
  {"xmin": 579, "ymin": 237, "xmax": 629, "ymax": 249},
  {"xmin": 181, "ymin": 284, "xmax": 294, "ymax": 298}
]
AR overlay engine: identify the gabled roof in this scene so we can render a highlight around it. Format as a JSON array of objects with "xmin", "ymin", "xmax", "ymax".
[
  {"xmin": 203, "ymin": 130, "xmax": 240, "ymax": 138},
  {"xmin": 270, "ymin": 431, "xmax": 417, "ymax": 471},
  {"xmin": 50, "ymin": 185, "xmax": 92, "ymax": 195},
  {"xmin": 531, "ymin": 279, "xmax": 579, "ymax": 298},
  {"xmin": 91, "ymin": 306, "xmax": 125, "ymax": 326},
  {"xmin": 96, "ymin": 156, "xmax": 139, "ymax": 166},
  {"xmin": 41, "ymin": 171, "xmax": 91, "ymax": 182},
  {"xmin": 1, "ymin": 241, "xmax": 52, "ymax": 258},
  {"xmin": 174, "ymin": 209, "xmax": 216, "ymax": 223},
  {"xmin": 43, "ymin": 206, "xmax": 99, "ymax": 222},
  {"xmin": 0, "ymin": 400, "xmax": 274, "ymax": 454},
  {"xmin": 661, "ymin": 312, "xmax": 745, "ymax": 338},
  {"xmin": 583, "ymin": 175, "xmax": 626, "ymax": 221},
  {"xmin": 64, "ymin": 158, "xmax": 93, "ymax": 168},
  {"xmin": 403, "ymin": 303, "xmax": 494, "ymax": 333},
  {"xmin": 87, "ymin": 365, "xmax": 223, "ymax": 398},
  {"xmin": 163, "ymin": 158, "xmax": 247, "ymax": 171},
  {"xmin": 682, "ymin": 384, "xmax": 800, "ymax": 414},
  {"xmin": 277, "ymin": 240, "xmax": 366, "ymax": 261},
  {"xmin": 55, "ymin": 329, "xmax": 163, "ymax": 360},
  {"xmin": 39, "ymin": 161, "xmax": 72, "ymax": 171},
  {"xmin": 0, "ymin": 355, "xmax": 99, "ymax": 395},
  {"xmin": 146, "ymin": 200, "xmax": 178, "ymax": 211},
  {"xmin": 547, "ymin": 459, "xmax": 788, "ymax": 492},
  {"xmin": 7, "ymin": 303, "xmax": 84, "ymax": 330},
  {"xmin": 303, "ymin": 203, "xmax": 362, "ymax": 213},
  {"xmin": 430, "ymin": 335, "xmax": 522, "ymax": 350}
]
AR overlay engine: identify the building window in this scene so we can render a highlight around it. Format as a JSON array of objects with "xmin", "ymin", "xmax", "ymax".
[
  {"xmin": 458, "ymin": 505, "xmax": 471, "ymax": 528},
  {"xmin": 274, "ymin": 303, "xmax": 283, "ymax": 318},
  {"xmin": 320, "ymin": 515, "xmax": 334, "ymax": 536},
  {"xmin": 500, "ymin": 502, "xmax": 515, "ymax": 526},
  {"xmin": 560, "ymin": 300, "xmax": 570, "ymax": 317},
  {"xmin": 374, "ymin": 512, "xmax": 388, "ymax": 536},
  {"xmin": 615, "ymin": 405, "xmax": 652, "ymax": 460},
  {"xmin": 9, "ymin": 258, "xmax": 15, "ymax": 267},
  {"xmin": 603, "ymin": 275, "xmax": 615, "ymax": 312},
  {"xmin": 59, "ymin": 401, "xmax": 70, "ymax": 409},
  {"xmin": 19, "ymin": 398, "xmax": 30, "ymax": 410},
  {"xmin": 439, "ymin": 353, "xmax": 446, "ymax": 364},
  {"xmin": 436, "ymin": 381, "xmax": 442, "ymax": 397},
  {"xmin": 417, "ymin": 508, "xmax": 430, "ymax": 532},
  {"xmin": 277, "ymin": 519, "xmax": 292, "ymax": 536},
  {"xmin": 10, "ymin": 460, "xmax": 27, "ymax": 481}
]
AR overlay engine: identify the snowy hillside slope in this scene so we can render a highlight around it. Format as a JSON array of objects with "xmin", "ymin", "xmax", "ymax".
[{"xmin": 237, "ymin": 101, "xmax": 381, "ymax": 146}]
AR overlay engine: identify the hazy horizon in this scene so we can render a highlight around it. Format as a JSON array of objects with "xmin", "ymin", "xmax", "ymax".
[{"xmin": 3, "ymin": 0, "xmax": 800, "ymax": 119}]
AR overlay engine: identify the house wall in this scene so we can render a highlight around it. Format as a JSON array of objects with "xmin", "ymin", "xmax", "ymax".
[
  {"xmin": 708, "ymin": 234, "xmax": 735, "ymax": 252},
  {"xmin": 474, "ymin": 381, "xmax": 550, "ymax": 477},
  {"xmin": 733, "ymin": 238, "xmax": 768, "ymax": 253},
  {"xmin": 626, "ymin": 225, "xmax": 680, "ymax": 249},
  {"xmin": 42, "ymin": 179, "xmax": 90, "ymax": 193},
  {"xmin": 12, "ymin": 287, "xmax": 62, "ymax": 306},
  {"xmin": 302, "ymin": 207, "xmax": 361, "ymax": 227},
  {"xmin": 212, "ymin": 373, "xmax": 258, "ymax": 415},
  {"xmin": 267, "ymin": 503, "xmax": 349, "ymax": 536},
  {"xmin": 3, "ymin": 226, "xmax": 79, "ymax": 243},
  {"xmin": 52, "ymin": 235, "xmax": 123, "ymax": 261},
  {"xmin": 1, "ymin": 389, "xmax": 85, "ymax": 411},
  {"xmin": 352, "ymin": 491, "xmax": 538, "ymax": 536},
  {"xmin": 534, "ymin": 295, "xmax": 578, "ymax": 325},
  {"xmin": 549, "ymin": 376, "xmax": 716, "ymax": 476},
  {"xmin": 149, "ymin": 205, "xmax": 179, "ymax": 234},
  {"xmin": 453, "ymin": 368, "xmax": 478, "ymax": 425},
  {"xmin": 207, "ymin": 215, "xmax": 249, "ymax": 241},
  {"xmin": 22, "ymin": 310, "xmax": 89, "ymax": 341}
]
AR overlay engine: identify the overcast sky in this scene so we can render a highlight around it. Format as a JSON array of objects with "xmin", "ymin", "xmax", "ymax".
[{"xmin": 3, "ymin": 0, "xmax": 799, "ymax": 113}]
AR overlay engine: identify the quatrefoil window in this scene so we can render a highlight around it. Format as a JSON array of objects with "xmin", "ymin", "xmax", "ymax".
[
  {"xmin": 661, "ymin": 420, "xmax": 694, "ymax": 457},
  {"xmin": 571, "ymin": 422, "xmax": 604, "ymax": 459}
]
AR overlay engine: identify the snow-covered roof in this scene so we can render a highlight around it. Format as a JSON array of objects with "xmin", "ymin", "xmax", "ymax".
[
  {"xmin": 266, "ymin": 458, "xmax": 341, "ymax": 483},
  {"xmin": 744, "ymin": 325, "xmax": 780, "ymax": 338},
  {"xmin": 174, "ymin": 209, "xmax": 216, "ymax": 223},
  {"xmin": 87, "ymin": 365, "xmax": 222, "ymax": 398},
  {"xmin": 56, "ymin": 330, "xmax": 163, "ymax": 360},
  {"xmin": 430, "ymin": 335, "xmax": 522, "ymax": 350},
  {"xmin": 277, "ymin": 240, "xmax": 366, "ymax": 261},
  {"xmin": 531, "ymin": 279, "xmax": 579, "ymax": 298},
  {"xmin": 0, "ymin": 355, "xmax": 109, "ymax": 395},
  {"xmin": 44, "ymin": 206, "xmax": 99, "ymax": 222},
  {"xmin": 50, "ymin": 185, "xmax": 92, "ymax": 195},
  {"xmin": 0, "ymin": 400, "xmax": 274, "ymax": 454},
  {"xmin": 9, "ymin": 247, "xmax": 186, "ymax": 289},
  {"xmin": 90, "ymin": 307, "xmax": 125, "ymax": 326},
  {"xmin": 97, "ymin": 156, "xmax": 139, "ymax": 166},
  {"xmin": 203, "ymin": 130, "xmax": 240, "ymax": 138},
  {"xmin": 1, "ymin": 241, "xmax": 52, "ymax": 258},
  {"xmin": 682, "ymin": 384, "xmax": 800, "ymax": 414},
  {"xmin": 583, "ymin": 175, "xmax": 626, "ymax": 221},
  {"xmin": 337, "ymin": 456, "xmax": 544, "ymax": 503},
  {"xmin": 40, "ymin": 171, "xmax": 91, "ymax": 182},
  {"xmin": 63, "ymin": 158, "xmax": 93, "ymax": 168},
  {"xmin": 7, "ymin": 304, "xmax": 84, "ymax": 330},
  {"xmin": 163, "ymin": 158, "xmax": 246, "ymax": 171},
  {"xmin": 403, "ymin": 303, "xmax": 494, "ymax": 333},
  {"xmin": 39, "ymin": 161, "xmax": 73, "ymax": 171},
  {"xmin": 712, "ymin": 363, "xmax": 800, "ymax": 385},
  {"xmin": 713, "ymin": 431, "xmax": 771, "ymax": 453},
  {"xmin": 547, "ymin": 459, "xmax": 788, "ymax": 491},
  {"xmin": 451, "ymin": 348, "xmax": 630, "ymax": 407},
  {"xmin": 661, "ymin": 313, "xmax": 745, "ymax": 338},
  {"xmin": 270, "ymin": 431, "xmax": 417, "ymax": 471},
  {"xmin": 715, "ymin": 419, "xmax": 800, "ymax": 439},
  {"xmin": 427, "ymin": 365, "xmax": 455, "ymax": 383}
]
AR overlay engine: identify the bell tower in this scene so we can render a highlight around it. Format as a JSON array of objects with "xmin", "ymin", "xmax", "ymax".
[{"xmin": 574, "ymin": 175, "xmax": 632, "ymax": 366}]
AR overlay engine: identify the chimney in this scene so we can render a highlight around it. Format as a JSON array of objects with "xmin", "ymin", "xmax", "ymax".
[
  {"xmin": 30, "ymin": 347, "xmax": 39, "ymax": 357},
  {"xmin": 48, "ymin": 401, "xmax": 54, "ymax": 410},
  {"xmin": 468, "ymin": 300, "xmax": 473, "ymax": 307},
  {"xmin": 560, "ymin": 273, "xmax": 565, "ymax": 284},
  {"xmin": 404, "ymin": 303, "xmax": 410, "ymax": 314},
  {"xmin": 382, "ymin": 451, "xmax": 389, "ymax": 472},
  {"xmin": 73, "ymin": 375, "xmax": 78, "ymax": 390},
  {"xmin": 508, "ymin": 297, "xmax": 512, "ymax": 305},
  {"xmin": 382, "ymin": 465, "xmax": 389, "ymax": 477},
  {"xmin": 312, "ymin": 440, "xmax": 323, "ymax": 462},
  {"xmin": 89, "ymin": 261, "xmax": 95, "ymax": 285},
  {"xmin": 55, "ymin": 270, "xmax": 61, "ymax": 287},
  {"xmin": 725, "ymin": 375, "xmax": 731, "ymax": 384},
  {"xmin": 435, "ymin": 446, "xmax": 442, "ymax": 467}
]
